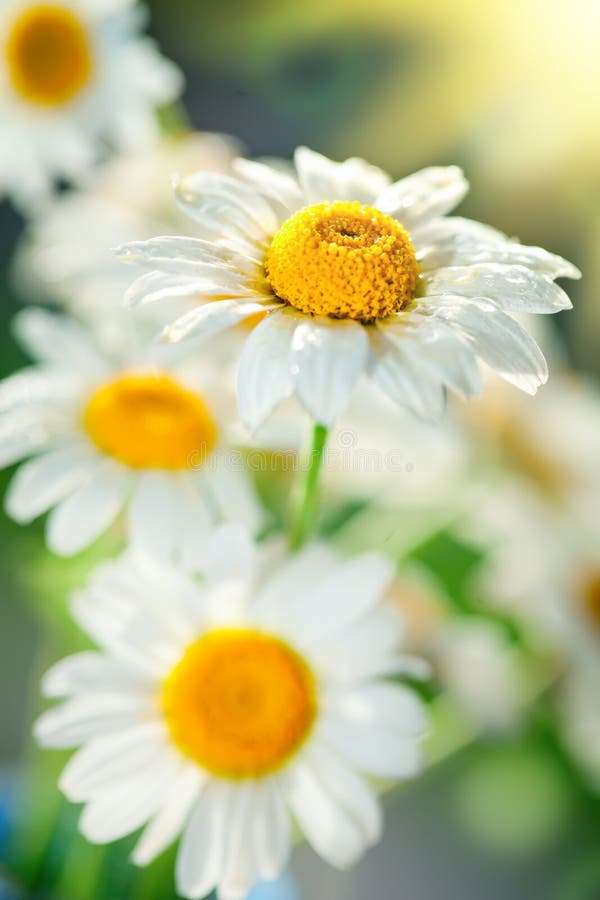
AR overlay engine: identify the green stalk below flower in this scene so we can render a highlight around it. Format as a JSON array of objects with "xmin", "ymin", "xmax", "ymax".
[{"xmin": 289, "ymin": 423, "xmax": 329, "ymax": 551}]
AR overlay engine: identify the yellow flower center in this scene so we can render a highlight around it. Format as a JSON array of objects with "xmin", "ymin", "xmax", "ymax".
[
  {"xmin": 6, "ymin": 4, "xmax": 93, "ymax": 106},
  {"xmin": 265, "ymin": 201, "xmax": 419, "ymax": 321},
  {"xmin": 162, "ymin": 628, "xmax": 317, "ymax": 778},
  {"xmin": 83, "ymin": 373, "xmax": 217, "ymax": 470}
]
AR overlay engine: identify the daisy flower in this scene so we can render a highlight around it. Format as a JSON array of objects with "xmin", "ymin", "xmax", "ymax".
[
  {"xmin": 119, "ymin": 147, "xmax": 579, "ymax": 430},
  {"xmin": 387, "ymin": 569, "xmax": 525, "ymax": 733},
  {"xmin": 14, "ymin": 132, "xmax": 238, "ymax": 349},
  {"xmin": 0, "ymin": 0, "xmax": 182, "ymax": 209},
  {"xmin": 1, "ymin": 307, "xmax": 262, "ymax": 561},
  {"xmin": 34, "ymin": 526, "xmax": 429, "ymax": 900}
]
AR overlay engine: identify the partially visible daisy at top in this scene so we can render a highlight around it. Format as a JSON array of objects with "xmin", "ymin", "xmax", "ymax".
[
  {"xmin": 15, "ymin": 132, "xmax": 238, "ymax": 349},
  {"xmin": 0, "ymin": 0, "xmax": 182, "ymax": 210},
  {"xmin": 119, "ymin": 147, "xmax": 580, "ymax": 430},
  {"xmin": 0, "ymin": 307, "xmax": 262, "ymax": 562}
]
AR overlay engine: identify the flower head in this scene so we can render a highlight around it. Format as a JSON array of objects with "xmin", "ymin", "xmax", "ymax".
[
  {"xmin": 120, "ymin": 147, "xmax": 579, "ymax": 429},
  {"xmin": 0, "ymin": 0, "xmax": 182, "ymax": 208},
  {"xmin": 35, "ymin": 526, "xmax": 428, "ymax": 899},
  {"xmin": 1, "ymin": 308, "xmax": 261, "ymax": 560}
]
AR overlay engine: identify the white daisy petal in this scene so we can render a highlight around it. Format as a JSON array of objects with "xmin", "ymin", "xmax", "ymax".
[
  {"xmin": 414, "ymin": 219, "xmax": 580, "ymax": 279},
  {"xmin": 175, "ymin": 477, "xmax": 213, "ymax": 572},
  {"xmin": 176, "ymin": 782, "xmax": 234, "ymax": 900},
  {"xmin": 0, "ymin": 368, "xmax": 76, "ymax": 413},
  {"xmin": 252, "ymin": 543, "xmax": 339, "ymax": 628},
  {"xmin": 161, "ymin": 300, "xmax": 275, "ymax": 344},
  {"xmin": 294, "ymin": 147, "xmax": 389, "ymax": 205},
  {"xmin": 368, "ymin": 331, "xmax": 446, "ymax": 419},
  {"xmin": 79, "ymin": 752, "xmax": 179, "ymax": 844},
  {"xmin": 5, "ymin": 445, "xmax": 97, "ymax": 523},
  {"xmin": 327, "ymin": 682, "xmax": 429, "ymax": 739},
  {"xmin": 233, "ymin": 157, "xmax": 303, "ymax": 213},
  {"xmin": 41, "ymin": 651, "xmax": 152, "ymax": 698},
  {"xmin": 175, "ymin": 172, "xmax": 280, "ymax": 237},
  {"xmin": 207, "ymin": 464, "xmax": 264, "ymax": 534},
  {"xmin": 252, "ymin": 781, "xmax": 291, "ymax": 881},
  {"xmin": 116, "ymin": 235, "xmax": 259, "ymax": 272},
  {"xmin": 314, "ymin": 607, "xmax": 406, "ymax": 682},
  {"xmin": 220, "ymin": 784, "xmax": 262, "ymax": 900},
  {"xmin": 34, "ymin": 694, "xmax": 156, "ymax": 748},
  {"xmin": 128, "ymin": 471, "xmax": 180, "ymax": 565},
  {"xmin": 287, "ymin": 761, "xmax": 366, "ymax": 869},
  {"xmin": 380, "ymin": 319, "xmax": 482, "ymax": 399},
  {"xmin": 46, "ymin": 463, "xmax": 129, "ymax": 555},
  {"xmin": 305, "ymin": 742, "xmax": 383, "ymax": 846},
  {"xmin": 318, "ymin": 717, "xmax": 423, "ymax": 779},
  {"xmin": 290, "ymin": 552, "xmax": 395, "ymax": 644},
  {"xmin": 376, "ymin": 166, "xmax": 468, "ymax": 228},
  {"xmin": 0, "ymin": 413, "xmax": 54, "ymax": 467},
  {"xmin": 204, "ymin": 523, "xmax": 257, "ymax": 583},
  {"xmin": 125, "ymin": 271, "xmax": 249, "ymax": 309},
  {"xmin": 291, "ymin": 318, "xmax": 368, "ymax": 426},
  {"xmin": 422, "ymin": 263, "xmax": 573, "ymax": 314},
  {"xmin": 431, "ymin": 296, "xmax": 548, "ymax": 394},
  {"xmin": 132, "ymin": 763, "xmax": 205, "ymax": 866},
  {"xmin": 12, "ymin": 308, "xmax": 106, "ymax": 375},
  {"xmin": 59, "ymin": 723, "xmax": 168, "ymax": 802},
  {"xmin": 236, "ymin": 309, "xmax": 298, "ymax": 430}
]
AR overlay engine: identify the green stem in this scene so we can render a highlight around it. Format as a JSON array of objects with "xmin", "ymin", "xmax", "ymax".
[{"xmin": 289, "ymin": 423, "xmax": 329, "ymax": 551}]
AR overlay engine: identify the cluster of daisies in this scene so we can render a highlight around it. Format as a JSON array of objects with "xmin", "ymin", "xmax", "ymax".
[{"xmin": 2, "ymin": 1, "xmax": 597, "ymax": 896}]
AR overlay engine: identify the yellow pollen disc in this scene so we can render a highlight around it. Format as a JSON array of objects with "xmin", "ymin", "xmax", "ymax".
[
  {"xmin": 162, "ymin": 629, "xmax": 317, "ymax": 778},
  {"xmin": 83, "ymin": 373, "xmax": 217, "ymax": 470},
  {"xmin": 265, "ymin": 201, "xmax": 419, "ymax": 322},
  {"xmin": 6, "ymin": 4, "xmax": 93, "ymax": 106}
]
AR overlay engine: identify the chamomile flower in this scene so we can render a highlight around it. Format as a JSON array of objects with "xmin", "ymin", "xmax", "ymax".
[
  {"xmin": 0, "ymin": 0, "xmax": 182, "ymax": 209},
  {"xmin": 35, "ymin": 526, "xmax": 429, "ymax": 900},
  {"xmin": 119, "ymin": 147, "xmax": 579, "ymax": 429},
  {"xmin": 0, "ymin": 308, "xmax": 261, "ymax": 561},
  {"xmin": 458, "ymin": 374, "xmax": 600, "ymax": 647}
]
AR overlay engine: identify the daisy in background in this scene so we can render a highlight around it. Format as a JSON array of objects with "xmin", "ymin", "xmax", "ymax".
[
  {"xmin": 0, "ymin": 0, "xmax": 182, "ymax": 210},
  {"xmin": 387, "ymin": 569, "xmax": 527, "ymax": 734},
  {"xmin": 454, "ymin": 373, "xmax": 600, "ymax": 783},
  {"xmin": 35, "ymin": 525, "xmax": 429, "ymax": 900},
  {"xmin": 119, "ymin": 146, "xmax": 579, "ymax": 432},
  {"xmin": 14, "ymin": 132, "xmax": 238, "ymax": 349},
  {"xmin": 458, "ymin": 373, "xmax": 600, "ymax": 647},
  {"xmin": 0, "ymin": 307, "xmax": 262, "ymax": 562}
]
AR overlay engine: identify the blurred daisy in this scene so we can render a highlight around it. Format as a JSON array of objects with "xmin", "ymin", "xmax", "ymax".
[
  {"xmin": 435, "ymin": 619, "xmax": 526, "ymax": 733},
  {"xmin": 388, "ymin": 569, "xmax": 525, "ymax": 732},
  {"xmin": 119, "ymin": 147, "xmax": 579, "ymax": 429},
  {"xmin": 0, "ymin": 0, "xmax": 182, "ymax": 209},
  {"xmin": 458, "ymin": 374, "xmax": 600, "ymax": 646},
  {"xmin": 0, "ymin": 308, "xmax": 261, "ymax": 560},
  {"xmin": 558, "ymin": 658, "xmax": 600, "ymax": 791},
  {"xmin": 35, "ymin": 526, "xmax": 429, "ymax": 900},
  {"xmin": 461, "ymin": 373, "xmax": 600, "ymax": 536},
  {"xmin": 15, "ymin": 132, "xmax": 238, "ymax": 348}
]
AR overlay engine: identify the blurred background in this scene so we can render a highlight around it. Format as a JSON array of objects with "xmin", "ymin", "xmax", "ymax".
[{"xmin": 2, "ymin": 0, "xmax": 600, "ymax": 897}]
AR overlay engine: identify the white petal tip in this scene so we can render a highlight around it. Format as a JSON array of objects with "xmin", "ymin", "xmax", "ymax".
[
  {"xmin": 130, "ymin": 847, "xmax": 150, "ymax": 867},
  {"xmin": 158, "ymin": 326, "xmax": 174, "ymax": 343}
]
